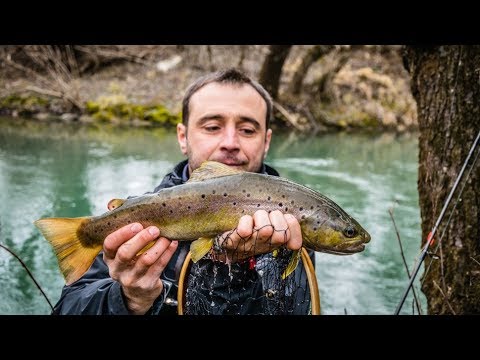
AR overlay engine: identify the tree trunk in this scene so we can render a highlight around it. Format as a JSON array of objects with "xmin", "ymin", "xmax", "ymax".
[
  {"xmin": 258, "ymin": 45, "xmax": 292, "ymax": 99},
  {"xmin": 404, "ymin": 45, "xmax": 480, "ymax": 314},
  {"xmin": 288, "ymin": 45, "xmax": 335, "ymax": 95}
]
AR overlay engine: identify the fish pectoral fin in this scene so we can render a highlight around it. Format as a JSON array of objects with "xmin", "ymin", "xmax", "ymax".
[
  {"xmin": 282, "ymin": 249, "xmax": 301, "ymax": 280},
  {"xmin": 107, "ymin": 198, "xmax": 126, "ymax": 211},
  {"xmin": 187, "ymin": 161, "xmax": 243, "ymax": 182},
  {"xmin": 190, "ymin": 237, "xmax": 214, "ymax": 262}
]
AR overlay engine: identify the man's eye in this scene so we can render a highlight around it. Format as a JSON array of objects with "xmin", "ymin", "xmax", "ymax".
[
  {"xmin": 240, "ymin": 128, "xmax": 255, "ymax": 135},
  {"xmin": 205, "ymin": 126, "xmax": 220, "ymax": 132}
]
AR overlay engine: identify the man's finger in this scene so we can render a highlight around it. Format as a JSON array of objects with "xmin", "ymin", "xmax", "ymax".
[
  {"xmin": 252, "ymin": 210, "xmax": 274, "ymax": 239},
  {"xmin": 115, "ymin": 226, "xmax": 160, "ymax": 263},
  {"xmin": 104, "ymin": 223, "xmax": 144, "ymax": 259},
  {"xmin": 137, "ymin": 236, "xmax": 175, "ymax": 268},
  {"xmin": 149, "ymin": 240, "xmax": 179, "ymax": 276},
  {"xmin": 284, "ymin": 214, "xmax": 302, "ymax": 250},
  {"xmin": 233, "ymin": 215, "xmax": 254, "ymax": 240},
  {"xmin": 268, "ymin": 210, "xmax": 289, "ymax": 245}
]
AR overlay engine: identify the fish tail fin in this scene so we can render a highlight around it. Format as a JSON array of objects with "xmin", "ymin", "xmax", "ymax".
[
  {"xmin": 282, "ymin": 249, "xmax": 301, "ymax": 280},
  {"xmin": 190, "ymin": 237, "xmax": 214, "ymax": 262},
  {"xmin": 34, "ymin": 217, "xmax": 101, "ymax": 285}
]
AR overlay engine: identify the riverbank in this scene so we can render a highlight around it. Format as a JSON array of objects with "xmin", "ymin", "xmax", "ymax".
[{"xmin": 0, "ymin": 45, "xmax": 417, "ymax": 132}]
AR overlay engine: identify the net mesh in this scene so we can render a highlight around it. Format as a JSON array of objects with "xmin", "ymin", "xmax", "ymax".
[{"xmin": 182, "ymin": 227, "xmax": 314, "ymax": 315}]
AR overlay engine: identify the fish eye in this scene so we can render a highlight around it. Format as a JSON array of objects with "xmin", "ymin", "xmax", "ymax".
[{"xmin": 343, "ymin": 226, "xmax": 357, "ymax": 238}]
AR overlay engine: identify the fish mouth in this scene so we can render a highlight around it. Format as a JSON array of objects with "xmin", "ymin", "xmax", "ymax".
[
  {"xmin": 343, "ymin": 243, "xmax": 366, "ymax": 253},
  {"xmin": 328, "ymin": 239, "xmax": 366, "ymax": 254},
  {"xmin": 363, "ymin": 232, "xmax": 371, "ymax": 243}
]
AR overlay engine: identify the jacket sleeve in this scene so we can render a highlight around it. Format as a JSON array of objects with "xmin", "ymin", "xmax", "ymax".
[{"xmin": 52, "ymin": 253, "xmax": 168, "ymax": 315}]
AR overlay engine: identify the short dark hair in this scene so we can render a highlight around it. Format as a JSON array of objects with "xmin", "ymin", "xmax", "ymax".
[{"xmin": 181, "ymin": 68, "xmax": 273, "ymax": 129}]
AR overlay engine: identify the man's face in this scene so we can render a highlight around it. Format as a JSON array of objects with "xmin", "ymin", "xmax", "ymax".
[{"xmin": 177, "ymin": 82, "xmax": 272, "ymax": 175}]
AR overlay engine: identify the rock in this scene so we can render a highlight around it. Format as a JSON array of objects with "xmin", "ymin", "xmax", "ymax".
[
  {"xmin": 60, "ymin": 113, "xmax": 78, "ymax": 122},
  {"xmin": 34, "ymin": 112, "xmax": 50, "ymax": 121},
  {"xmin": 156, "ymin": 55, "xmax": 182, "ymax": 73}
]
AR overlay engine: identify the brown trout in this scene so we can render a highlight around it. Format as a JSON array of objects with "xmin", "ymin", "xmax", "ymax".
[{"xmin": 35, "ymin": 161, "xmax": 370, "ymax": 285}]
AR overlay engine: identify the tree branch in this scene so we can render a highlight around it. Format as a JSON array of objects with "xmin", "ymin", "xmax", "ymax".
[
  {"xmin": 388, "ymin": 207, "xmax": 423, "ymax": 315},
  {"xmin": 0, "ymin": 243, "xmax": 54, "ymax": 312}
]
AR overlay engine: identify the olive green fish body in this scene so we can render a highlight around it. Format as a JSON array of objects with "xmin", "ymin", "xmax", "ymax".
[{"xmin": 35, "ymin": 161, "xmax": 370, "ymax": 284}]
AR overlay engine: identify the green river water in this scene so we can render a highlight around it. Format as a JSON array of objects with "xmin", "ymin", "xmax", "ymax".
[{"xmin": 0, "ymin": 118, "xmax": 425, "ymax": 315}]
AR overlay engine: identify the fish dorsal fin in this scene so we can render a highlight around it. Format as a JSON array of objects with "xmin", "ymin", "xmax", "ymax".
[
  {"xmin": 107, "ymin": 198, "xmax": 126, "ymax": 211},
  {"xmin": 187, "ymin": 161, "xmax": 243, "ymax": 183}
]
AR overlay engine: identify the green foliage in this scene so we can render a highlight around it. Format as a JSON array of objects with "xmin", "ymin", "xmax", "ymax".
[
  {"xmin": 359, "ymin": 113, "xmax": 380, "ymax": 127},
  {"xmin": 144, "ymin": 106, "xmax": 180, "ymax": 126},
  {"xmin": 85, "ymin": 96, "xmax": 180, "ymax": 127},
  {"xmin": 1, "ymin": 94, "xmax": 49, "ymax": 110}
]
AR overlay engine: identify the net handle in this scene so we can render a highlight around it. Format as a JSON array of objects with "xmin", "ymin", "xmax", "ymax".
[
  {"xmin": 300, "ymin": 247, "xmax": 321, "ymax": 315},
  {"xmin": 177, "ymin": 247, "xmax": 321, "ymax": 315}
]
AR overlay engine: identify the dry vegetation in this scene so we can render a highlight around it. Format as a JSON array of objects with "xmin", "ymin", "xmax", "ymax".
[{"xmin": 0, "ymin": 45, "xmax": 417, "ymax": 132}]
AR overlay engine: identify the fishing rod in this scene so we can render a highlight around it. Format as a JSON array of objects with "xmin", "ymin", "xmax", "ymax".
[{"xmin": 394, "ymin": 130, "xmax": 480, "ymax": 315}]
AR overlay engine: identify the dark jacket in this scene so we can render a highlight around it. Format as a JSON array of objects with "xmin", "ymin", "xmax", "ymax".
[{"xmin": 52, "ymin": 160, "xmax": 315, "ymax": 315}]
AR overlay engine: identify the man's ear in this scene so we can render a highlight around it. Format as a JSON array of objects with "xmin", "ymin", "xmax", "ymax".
[
  {"xmin": 263, "ymin": 128, "xmax": 272, "ymax": 159},
  {"xmin": 177, "ymin": 123, "xmax": 188, "ymax": 155}
]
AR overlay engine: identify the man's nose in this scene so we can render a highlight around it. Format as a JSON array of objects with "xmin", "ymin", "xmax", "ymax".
[{"xmin": 219, "ymin": 128, "xmax": 240, "ymax": 150}]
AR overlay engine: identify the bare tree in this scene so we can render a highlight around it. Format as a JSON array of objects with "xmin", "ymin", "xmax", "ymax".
[
  {"xmin": 404, "ymin": 45, "xmax": 480, "ymax": 314},
  {"xmin": 288, "ymin": 45, "xmax": 335, "ymax": 95},
  {"xmin": 258, "ymin": 45, "xmax": 292, "ymax": 99}
]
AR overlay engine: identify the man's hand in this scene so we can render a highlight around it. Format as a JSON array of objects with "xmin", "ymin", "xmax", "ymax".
[
  {"xmin": 214, "ymin": 210, "xmax": 302, "ymax": 262},
  {"xmin": 103, "ymin": 223, "xmax": 178, "ymax": 315}
]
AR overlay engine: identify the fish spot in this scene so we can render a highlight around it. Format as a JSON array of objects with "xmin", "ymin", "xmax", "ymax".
[
  {"xmin": 267, "ymin": 196, "xmax": 271, "ymax": 201},
  {"xmin": 223, "ymin": 193, "xmax": 228, "ymax": 197},
  {"xmin": 242, "ymin": 209, "xmax": 245, "ymax": 213},
  {"xmin": 313, "ymin": 227, "xmax": 317, "ymax": 231},
  {"xmin": 162, "ymin": 203, "xmax": 166, "ymax": 207},
  {"xmin": 127, "ymin": 220, "xmax": 131, "ymax": 224},
  {"xmin": 291, "ymin": 200, "xmax": 295, "ymax": 205},
  {"xmin": 282, "ymin": 194, "xmax": 286, "ymax": 198},
  {"xmin": 242, "ymin": 190, "xmax": 246, "ymax": 193},
  {"xmin": 311, "ymin": 206, "xmax": 314, "ymax": 210},
  {"xmin": 301, "ymin": 215, "xmax": 306, "ymax": 219},
  {"xmin": 279, "ymin": 203, "xmax": 283, "ymax": 207},
  {"xmin": 201, "ymin": 194, "xmax": 206, "ymax": 199},
  {"xmin": 299, "ymin": 207, "xmax": 303, "ymax": 211},
  {"xmin": 257, "ymin": 204, "xmax": 260, "ymax": 207},
  {"xmin": 113, "ymin": 215, "xmax": 117, "ymax": 219},
  {"xmin": 188, "ymin": 206, "xmax": 191, "ymax": 209},
  {"xmin": 107, "ymin": 222, "xmax": 111, "ymax": 226},
  {"xmin": 170, "ymin": 210, "xmax": 173, "ymax": 214},
  {"xmin": 212, "ymin": 190, "xmax": 216, "ymax": 194},
  {"xmin": 285, "ymin": 207, "xmax": 288, "ymax": 212},
  {"xmin": 247, "ymin": 193, "xmax": 250, "ymax": 197},
  {"xmin": 233, "ymin": 202, "xmax": 237, "ymax": 206}
]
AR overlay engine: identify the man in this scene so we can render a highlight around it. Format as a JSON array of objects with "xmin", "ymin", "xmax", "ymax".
[{"xmin": 52, "ymin": 68, "xmax": 314, "ymax": 315}]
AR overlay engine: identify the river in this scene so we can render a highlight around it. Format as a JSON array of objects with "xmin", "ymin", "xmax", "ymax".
[{"xmin": 0, "ymin": 117, "xmax": 425, "ymax": 314}]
